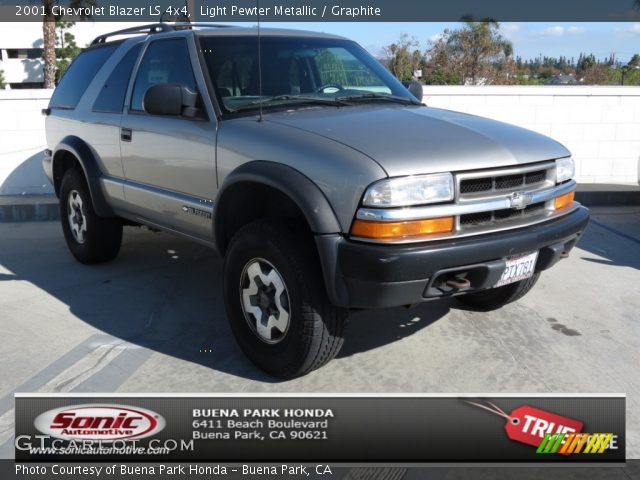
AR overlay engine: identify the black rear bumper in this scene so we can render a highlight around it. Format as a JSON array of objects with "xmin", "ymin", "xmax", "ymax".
[{"xmin": 317, "ymin": 206, "xmax": 589, "ymax": 309}]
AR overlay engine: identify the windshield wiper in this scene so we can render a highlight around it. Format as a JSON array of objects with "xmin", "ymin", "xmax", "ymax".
[
  {"xmin": 233, "ymin": 95, "xmax": 352, "ymax": 112},
  {"xmin": 335, "ymin": 93, "xmax": 422, "ymax": 105}
]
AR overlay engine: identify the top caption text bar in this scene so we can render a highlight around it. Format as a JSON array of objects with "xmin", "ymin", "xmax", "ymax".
[{"xmin": 3, "ymin": 0, "xmax": 640, "ymax": 22}]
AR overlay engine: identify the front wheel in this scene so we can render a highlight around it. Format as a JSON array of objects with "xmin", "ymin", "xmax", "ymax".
[
  {"xmin": 59, "ymin": 168, "xmax": 122, "ymax": 264},
  {"xmin": 457, "ymin": 273, "xmax": 540, "ymax": 311},
  {"xmin": 223, "ymin": 219, "xmax": 348, "ymax": 378}
]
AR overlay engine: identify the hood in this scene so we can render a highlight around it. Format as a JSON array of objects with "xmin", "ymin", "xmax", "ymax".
[{"xmin": 266, "ymin": 105, "xmax": 570, "ymax": 177}]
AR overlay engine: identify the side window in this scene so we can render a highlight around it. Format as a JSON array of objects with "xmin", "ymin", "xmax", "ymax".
[
  {"xmin": 92, "ymin": 43, "xmax": 142, "ymax": 113},
  {"xmin": 49, "ymin": 44, "xmax": 117, "ymax": 110},
  {"xmin": 130, "ymin": 38, "xmax": 197, "ymax": 112}
]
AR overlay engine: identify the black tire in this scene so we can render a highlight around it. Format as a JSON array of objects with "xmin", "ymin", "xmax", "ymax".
[
  {"xmin": 223, "ymin": 219, "xmax": 348, "ymax": 379},
  {"xmin": 59, "ymin": 168, "xmax": 122, "ymax": 264},
  {"xmin": 457, "ymin": 273, "xmax": 541, "ymax": 311}
]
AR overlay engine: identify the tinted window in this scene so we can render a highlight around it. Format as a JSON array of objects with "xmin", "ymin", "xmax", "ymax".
[
  {"xmin": 93, "ymin": 43, "xmax": 142, "ymax": 113},
  {"xmin": 130, "ymin": 39, "xmax": 197, "ymax": 112},
  {"xmin": 49, "ymin": 44, "xmax": 118, "ymax": 110}
]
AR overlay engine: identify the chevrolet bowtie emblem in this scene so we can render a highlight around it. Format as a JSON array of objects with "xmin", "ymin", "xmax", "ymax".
[{"xmin": 510, "ymin": 191, "xmax": 534, "ymax": 210}]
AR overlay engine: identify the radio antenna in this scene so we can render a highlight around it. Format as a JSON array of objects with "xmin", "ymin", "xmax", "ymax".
[{"xmin": 257, "ymin": 0, "xmax": 263, "ymax": 122}]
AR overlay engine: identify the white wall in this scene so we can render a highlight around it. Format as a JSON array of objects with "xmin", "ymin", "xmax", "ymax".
[
  {"xmin": 0, "ymin": 86, "xmax": 638, "ymax": 196},
  {"xmin": 0, "ymin": 89, "xmax": 52, "ymax": 195},
  {"xmin": 423, "ymin": 85, "xmax": 640, "ymax": 184},
  {"xmin": 0, "ymin": 57, "xmax": 43, "ymax": 85}
]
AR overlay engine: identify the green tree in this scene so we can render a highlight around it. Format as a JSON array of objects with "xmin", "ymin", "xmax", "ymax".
[
  {"xmin": 54, "ymin": 21, "xmax": 81, "ymax": 82},
  {"xmin": 424, "ymin": 34, "xmax": 460, "ymax": 85},
  {"xmin": 582, "ymin": 63, "xmax": 614, "ymax": 85},
  {"xmin": 577, "ymin": 53, "xmax": 596, "ymax": 73},
  {"xmin": 445, "ymin": 20, "xmax": 513, "ymax": 85},
  {"xmin": 0, "ymin": 69, "xmax": 6, "ymax": 89},
  {"xmin": 383, "ymin": 34, "xmax": 423, "ymax": 82},
  {"xmin": 629, "ymin": 54, "xmax": 640, "ymax": 68}
]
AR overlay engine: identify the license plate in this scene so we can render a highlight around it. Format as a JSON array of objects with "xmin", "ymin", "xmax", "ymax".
[{"xmin": 494, "ymin": 251, "xmax": 538, "ymax": 288}]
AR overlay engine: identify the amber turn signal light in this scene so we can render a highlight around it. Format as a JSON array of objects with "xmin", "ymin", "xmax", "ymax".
[
  {"xmin": 554, "ymin": 191, "xmax": 575, "ymax": 211},
  {"xmin": 351, "ymin": 216, "xmax": 454, "ymax": 241}
]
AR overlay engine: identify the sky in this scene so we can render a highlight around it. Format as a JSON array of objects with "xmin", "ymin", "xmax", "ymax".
[
  {"xmin": 11, "ymin": 21, "xmax": 640, "ymax": 64},
  {"xmin": 259, "ymin": 22, "xmax": 640, "ymax": 63}
]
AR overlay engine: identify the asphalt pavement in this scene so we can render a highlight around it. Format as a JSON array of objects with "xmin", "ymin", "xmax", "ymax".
[{"xmin": 0, "ymin": 207, "xmax": 639, "ymax": 461}]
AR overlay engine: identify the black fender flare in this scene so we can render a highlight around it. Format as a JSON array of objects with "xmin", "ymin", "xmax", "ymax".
[
  {"xmin": 214, "ymin": 161, "xmax": 349, "ymax": 306},
  {"xmin": 213, "ymin": 161, "xmax": 341, "ymax": 249},
  {"xmin": 53, "ymin": 136, "xmax": 115, "ymax": 217}
]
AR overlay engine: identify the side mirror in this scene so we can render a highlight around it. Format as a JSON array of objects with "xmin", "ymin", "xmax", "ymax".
[
  {"xmin": 402, "ymin": 80, "xmax": 424, "ymax": 102},
  {"xmin": 143, "ymin": 83, "xmax": 200, "ymax": 117}
]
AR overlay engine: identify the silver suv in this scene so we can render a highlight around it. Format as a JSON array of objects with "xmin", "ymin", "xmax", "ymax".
[{"xmin": 43, "ymin": 23, "xmax": 589, "ymax": 378}]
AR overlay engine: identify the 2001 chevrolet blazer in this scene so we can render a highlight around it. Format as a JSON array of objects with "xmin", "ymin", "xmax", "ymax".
[{"xmin": 43, "ymin": 23, "xmax": 589, "ymax": 378}]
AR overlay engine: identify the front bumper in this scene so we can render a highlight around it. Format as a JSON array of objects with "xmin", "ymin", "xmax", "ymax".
[{"xmin": 317, "ymin": 205, "xmax": 589, "ymax": 309}]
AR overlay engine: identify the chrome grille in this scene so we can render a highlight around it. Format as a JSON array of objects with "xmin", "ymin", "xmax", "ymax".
[
  {"xmin": 456, "ymin": 162, "xmax": 555, "ymax": 233},
  {"xmin": 460, "ymin": 202, "xmax": 546, "ymax": 228},
  {"xmin": 459, "ymin": 164, "xmax": 552, "ymax": 198}
]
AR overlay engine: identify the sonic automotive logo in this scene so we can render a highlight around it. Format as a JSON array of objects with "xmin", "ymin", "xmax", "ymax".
[{"xmin": 34, "ymin": 404, "xmax": 166, "ymax": 442}]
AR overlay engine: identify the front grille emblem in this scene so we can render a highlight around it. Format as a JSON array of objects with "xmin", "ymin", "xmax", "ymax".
[{"xmin": 510, "ymin": 191, "xmax": 533, "ymax": 210}]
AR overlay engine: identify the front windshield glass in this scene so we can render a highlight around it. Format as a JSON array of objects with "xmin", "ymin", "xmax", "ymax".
[{"xmin": 199, "ymin": 35, "xmax": 416, "ymax": 114}]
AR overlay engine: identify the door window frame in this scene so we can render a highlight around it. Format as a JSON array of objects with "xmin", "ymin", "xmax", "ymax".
[{"xmin": 124, "ymin": 34, "xmax": 216, "ymax": 124}]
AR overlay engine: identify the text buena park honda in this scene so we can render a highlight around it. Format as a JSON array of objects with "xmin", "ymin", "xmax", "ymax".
[{"xmin": 16, "ymin": 464, "xmax": 334, "ymax": 477}]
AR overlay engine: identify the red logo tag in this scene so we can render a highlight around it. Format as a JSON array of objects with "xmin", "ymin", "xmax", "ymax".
[
  {"xmin": 466, "ymin": 400, "xmax": 583, "ymax": 454},
  {"xmin": 506, "ymin": 405, "xmax": 583, "ymax": 451}
]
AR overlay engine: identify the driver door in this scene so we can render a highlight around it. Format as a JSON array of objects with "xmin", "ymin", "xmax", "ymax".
[{"xmin": 120, "ymin": 37, "xmax": 216, "ymax": 241}]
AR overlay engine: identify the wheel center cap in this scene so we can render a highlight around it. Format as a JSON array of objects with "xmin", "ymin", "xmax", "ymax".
[
  {"xmin": 258, "ymin": 291, "xmax": 270, "ymax": 309},
  {"xmin": 258, "ymin": 286, "xmax": 277, "ymax": 311}
]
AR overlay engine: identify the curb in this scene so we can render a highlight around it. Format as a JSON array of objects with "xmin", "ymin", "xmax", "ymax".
[
  {"xmin": 0, "ymin": 185, "xmax": 638, "ymax": 222},
  {"xmin": 575, "ymin": 184, "xmax": 640, "ymax": 207},
  {"xmin": 0, "ymin": 195, "xmax": 59, "ymax": 222}
]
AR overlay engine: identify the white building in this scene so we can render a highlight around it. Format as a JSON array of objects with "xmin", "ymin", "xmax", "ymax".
[{"xmin": 0, "ymin": 22, "xmax": 130, "ymax": 89}]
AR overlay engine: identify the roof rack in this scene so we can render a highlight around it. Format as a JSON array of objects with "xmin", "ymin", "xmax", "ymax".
[{"xmin": 91, "ymin": 23, "xmax": 235, "ymax": 46}]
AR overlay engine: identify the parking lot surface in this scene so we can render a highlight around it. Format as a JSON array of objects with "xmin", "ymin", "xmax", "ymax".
[{"xmin": 0, "ymin": 207, "xmax": 639, "ymax": 459}]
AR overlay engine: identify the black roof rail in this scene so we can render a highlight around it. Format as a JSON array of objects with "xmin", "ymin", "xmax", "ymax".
[{"xmin": 91, "ymin": 23, "xmax": 235, "ymax": 46}]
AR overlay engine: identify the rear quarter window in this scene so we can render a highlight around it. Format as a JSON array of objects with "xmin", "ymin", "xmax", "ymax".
[
  {"xmin": 92, "ymin": 43, "xmax": 142, "ymax": 113},
  {"xmin": 49, "ymin": 44, "xmax": 118, "ymax": 110}
]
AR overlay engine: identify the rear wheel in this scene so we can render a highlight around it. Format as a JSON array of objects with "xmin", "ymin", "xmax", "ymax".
[
  {"xmin": 59, "ymin": 168, "xmax": 122, "ymax": 264},
  {"xmin": 223, "ymin": 219, "xmax": 348, "ymax": 378},
  {"xmin": 457, "ymin": 273, "xmax": 540, "ymax": 311}
]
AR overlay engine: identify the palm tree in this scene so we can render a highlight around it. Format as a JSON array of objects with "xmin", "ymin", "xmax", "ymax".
[
  {"xmin": 42, "ymin": 0, "xmax": 95, "ymax": 88},
  {"xmin": 42, "ymin": 1, "xmax": 56, "ymax": 88}
]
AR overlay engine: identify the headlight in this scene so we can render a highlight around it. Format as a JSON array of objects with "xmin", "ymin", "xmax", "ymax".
[
  {"xmin": 555, "ymin": 157, "xmax": 575, "ymax": 183},
  {"xmin": 362, "ymin": 173, "xmax": 454, "ymax": 207}
]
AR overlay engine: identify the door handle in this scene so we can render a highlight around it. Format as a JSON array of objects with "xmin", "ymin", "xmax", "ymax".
[{"xmin": 121, "ymin": 128, "xmax": 132, "ymax": 142}]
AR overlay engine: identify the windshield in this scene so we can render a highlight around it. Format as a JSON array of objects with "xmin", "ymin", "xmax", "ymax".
[{"xmin": 199, "ymin": 35, "xmax": 416, "ymax": 114}]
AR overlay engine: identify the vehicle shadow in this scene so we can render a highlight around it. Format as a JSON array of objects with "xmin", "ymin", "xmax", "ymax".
[
  {"xmin": 576, "ymin": 215, "xmax": 640, "ymax": 271},
  {"xmin": 339, "ymin": 300, "xmax": 451, "ymax": 358},
  {"xmin": 0, "ymin": 151, "xmax": 53, "ymax": 196},
  {"xmin": 0, "ymin": 224, "xmax": 451, "ymax": 382}
]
